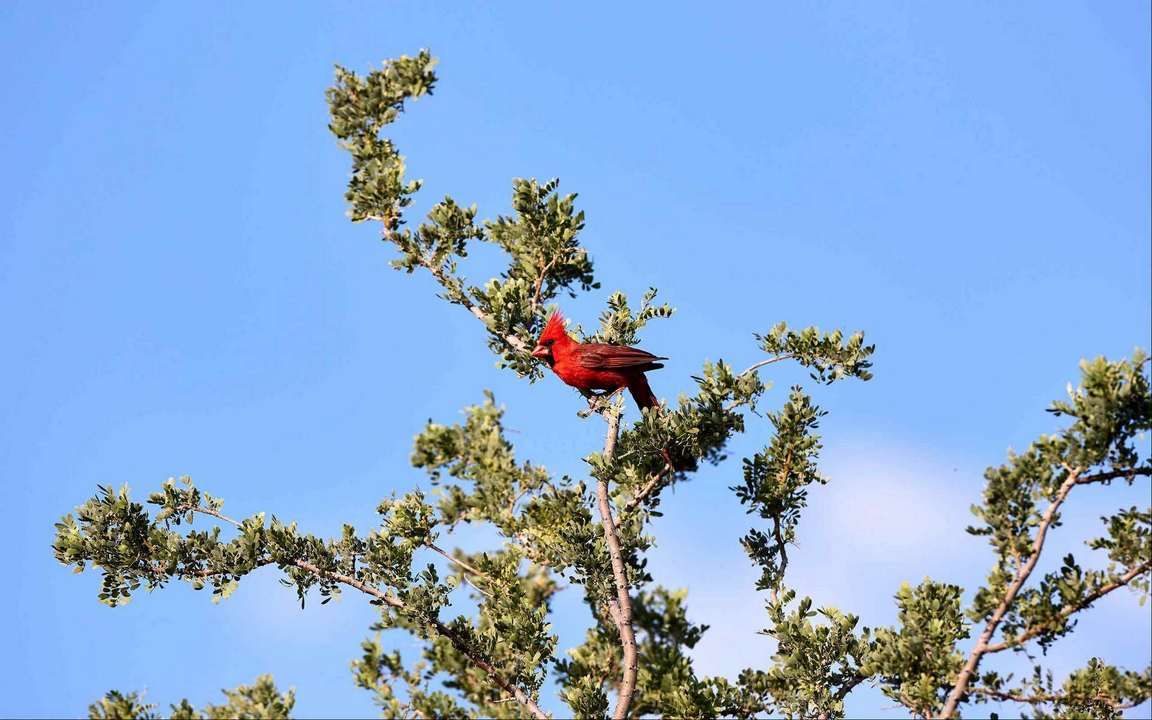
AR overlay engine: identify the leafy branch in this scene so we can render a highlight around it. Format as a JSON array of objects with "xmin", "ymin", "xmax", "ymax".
[
  {"xmin": 89, "ymin": 675, "xmax": 294, "ymax": 720},
  {"xmin": 940, "ymin": 354, "xmax": 1152, "ymax": 719},
  {"xmin": 54, "ymin": 478, "xmax": 551, "ymax": 720}
]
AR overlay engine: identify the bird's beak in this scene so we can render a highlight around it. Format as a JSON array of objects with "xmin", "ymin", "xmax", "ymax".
[{"xmin": 531, "ymin": 344, "xmax": 550, "ymax": 359}]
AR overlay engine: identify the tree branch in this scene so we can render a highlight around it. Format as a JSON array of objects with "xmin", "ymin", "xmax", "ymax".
[
  {"xmin": 769, "ymin": 515, "xmax": 789, "ymax": 605},
  {"xmin": 984, "ymin": 560, "xmax": 1152, "ymax": 654},
  {"xmin": 939, "ymin": 468, "xmax": 1084, "ymax": 719},
  {"xmin": 425, "ymin": 264, "xmax": 530, "ymax": 354},
  {"xmin": 594, "ymin": 405, "xmax": 639, "ymax": 720},
  {"xmin": 970, "ymin": 687, "xmax": 1143, "ymax": 711},
  {"xmin": 188, "ymin": 504, "xmax": 240, "ymax": 525},
  {"xmin": 737, "ymin": 354, "xmax": 793, "ymax": 379},
  {"xmin": 621, "ymin": 461, "xmax": 674, "ymax": 516},
  {"xmin": 185, "ymin": 505, "xmax": 549, "ymax": 720},
  {"xmin": 835, "ymin": 674, "xmax": 867, "ymax": 702},
  {"xmin": 1076, "ymin": 467, "xmax": 1152, "ymax": 485}
]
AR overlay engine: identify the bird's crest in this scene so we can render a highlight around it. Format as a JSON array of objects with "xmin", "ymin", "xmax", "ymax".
[{"xmin": 539, "ymin": 310, "xmax": 567, "ymax": 341}]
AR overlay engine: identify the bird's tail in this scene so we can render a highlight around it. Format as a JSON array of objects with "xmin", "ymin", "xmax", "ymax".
[{"xmin": 627, "ymin": 374, "xmax": 659, "ymax": 411}]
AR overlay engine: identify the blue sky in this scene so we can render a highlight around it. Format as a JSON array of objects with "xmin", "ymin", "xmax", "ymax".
[{"xmin": 2, "ymin": 2, "xmax": 1149, "ymax": 717}]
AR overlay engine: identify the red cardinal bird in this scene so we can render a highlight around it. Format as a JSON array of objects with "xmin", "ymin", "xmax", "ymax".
[{"xmin": 531, "ymin": 310, "xmax": 667, "ymax": 412}]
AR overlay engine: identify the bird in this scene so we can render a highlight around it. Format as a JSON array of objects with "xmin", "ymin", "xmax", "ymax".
[{"xmin": 531, "ymin": 310, "xmax": 667, "ymax": 412}]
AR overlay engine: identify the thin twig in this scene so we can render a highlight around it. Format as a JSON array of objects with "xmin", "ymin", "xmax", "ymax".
[
  {"xmin": 529, "ymin": 254, "xmax": 562, "ymax": 317},
  {"xmin": 621, "ymin": 461, "xmax": 674, "ymax": 515},
  {"xmin": 184, "ymin": 504, "xmax": 549, "ymax": 720},
  {"xmin": 427, "ymin": 542, "xmax": 495, "ymax": 597},
  {"xmin": 191, "ymin": 505, "xmax": 240, "ymax": 525},
  {"xmin": 737, "ymin": 354, "xmax": 793, "ymax": 379},
  {"xmin": 970, "ymin": 687, "xmax": 1142, "ymax": 711},
  {"xmin": 770, "ymin": 516, "xmax": 789, "ymax": 606},
  {"xmin": 426, "ymin": 266, "xmax": 529, "ymax": 354},
  {"xmin": 594, "ymin": 404, "xmax": 639, "ymax": 720}
]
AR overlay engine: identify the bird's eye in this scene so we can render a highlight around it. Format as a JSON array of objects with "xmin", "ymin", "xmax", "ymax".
[{"xmin": 544, "ymin": 339, "xmax": 555, "ymax": 347}]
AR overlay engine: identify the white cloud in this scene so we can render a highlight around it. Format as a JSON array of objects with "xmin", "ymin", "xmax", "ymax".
[{"xmin": 647, "ymin": 439, "xmax": 989, "ymax": 680}]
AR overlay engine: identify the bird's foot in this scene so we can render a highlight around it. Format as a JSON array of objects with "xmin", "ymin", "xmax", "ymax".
[{"xmin": 578, "ymin": 389, "xmax": 623, "ymax": 418}]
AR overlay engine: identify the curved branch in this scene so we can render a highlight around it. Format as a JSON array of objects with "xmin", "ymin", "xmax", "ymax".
[
  {"xmin": 737, "ymin": 354, "xmax": 793, "ymax": 379},
  {"xmin": 595, "ymin": 405, "xmax": 639, "ymax": 720},
  {"xmin": 426, "ymin": 264, "xmax": 529, "ymax": 354},
  {"xmin": 529, "ymin": 253, "xmax": 562, "ymax": 317},
  {"xmin": 939, "ymin": 469, "xmax": 1083, "ymax": 718}
]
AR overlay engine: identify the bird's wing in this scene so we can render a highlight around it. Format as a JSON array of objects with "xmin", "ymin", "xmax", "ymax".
[{"xmin": 577, "ymin": 343, "xmax": 668, "ymax": 370}]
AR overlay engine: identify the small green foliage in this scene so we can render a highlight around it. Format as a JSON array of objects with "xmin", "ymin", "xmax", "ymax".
[
  {"xmin": 89, "ymin": 690, "xmax": 157, "ymax": 720},
  {"xmin": 558, "ymin": 587, "xmax": 775, "ymax": 719},
  {"xmin": 868, "ymin": 580, "xmax": 968, "ymax": 718},
  {"xmin": 485, "ymin": 177, "xmax": 598, "ymax": 306},
  {"xmin": 966, "ymin": 354, "xmax": 1152, "ymax": 662},
  {"xmin": 977, "ymin": 659, "xmax": 1152, "ymax": 720},
  {"xmin": 733, "ymin": 387, "xmax": 826, "ymax": 592},
  {"xmin": 327, "ymin": 51, "xmax": 437, "ymax": 225},
  {"xmin": 586, "ymin": 288, "xmax": 674, "ymax": 347},
  {"xmin": 726, "ymin": 375, "xmax": 872, "ymax": 720},
  {"xmin": 758, "ymin": 590, "xmax": 871, "ymax": 720},
  {"xmin": 91, "ymin": 676, "xmax": 293, "ymax": 720},
  {"xmin": 1051, "ymin": 660, "xmax": 1152, "ymax": 720},
  {"xmin": 607, "ymin": 359, "xmax": 768, "ymax": 511},
  {"xmin": 201, "ymin": 676, "xmax": 295, "ymax": 719},
  {"xmin": 351, "ymin": 637, "xmax": 470, "ymax": 719},
  {"xmin": 1090, "ymin": 507, "xmax": 1151, "ymax": 597},
  {"xmin": 421, "ymin": 555, "xmax": 558, "ymax": 711},
  {"xmin": 1047, "ymin": 352, "xmax": 1151, "ymax": 471},
  {"xmin": 329, "ymin": 57, "xmax": 603, "ymax": 381},
  {"xmin": 756, "ymin": 322, "xmax": 875, "ymax": 383},
  {"xmin": 412, "ymin": 391, "xmax": 552, "ymax": 533}
]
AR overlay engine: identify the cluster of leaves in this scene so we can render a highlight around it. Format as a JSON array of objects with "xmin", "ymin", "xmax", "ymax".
[
  {"xmin": 353, "ymin": 547, "xmax": 560, "ymax": 718},
  {"xmin": 410, "ymin": 393, "xmax": 621, "ymax": 609},
  {"xmin": 759, "ymin": 591, "xmax": 870, "ymax": 720},
  {"xmin": 53, "ymin": 476, "xmax": 444, "ymax": 611},
  {"xmin": 599, "ymin": 318, "xmax": 873, "ymax": 507},
  {"xmin": 756, "ymin": 322, "xmax": 875, "ymax": 384},
  {"xmin": 53, "ymin": 473, "xmax": 554, "ymax": 714},
  {"xmin": 351, "ymin": 637, "xmax": 469, "ymax": 719},
  {"xmin": 55, "ymin": 49, "xmax": 1151, "ymax": 720},
  {"xmin": 967, "ymin": 354, "xmax": 1152, "ymax": 651},
  {"xmin": 327, "ymin": 54, "xmax": 602, "ymax": 379},
  {"xmin": 733, "ymin": 387, "xmax": 827, "ymax": 592},
  {"xmin": 327, "ymin": 51, "xmax": 437, "ymax": 225},
  {"xmin": 866, "ymin": 581, "xmax": 968, "ymax": 718},
  {"xmin": 89, "ymin": 676, "xmax": 294, "ymax": 720},
  {"xmin": 977, "ymin": 660, "xmax": 1152, "ymax": 720},
  {"xmin": 583, "ymin": 288, "xmax": 674, "ymax": 347}
]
